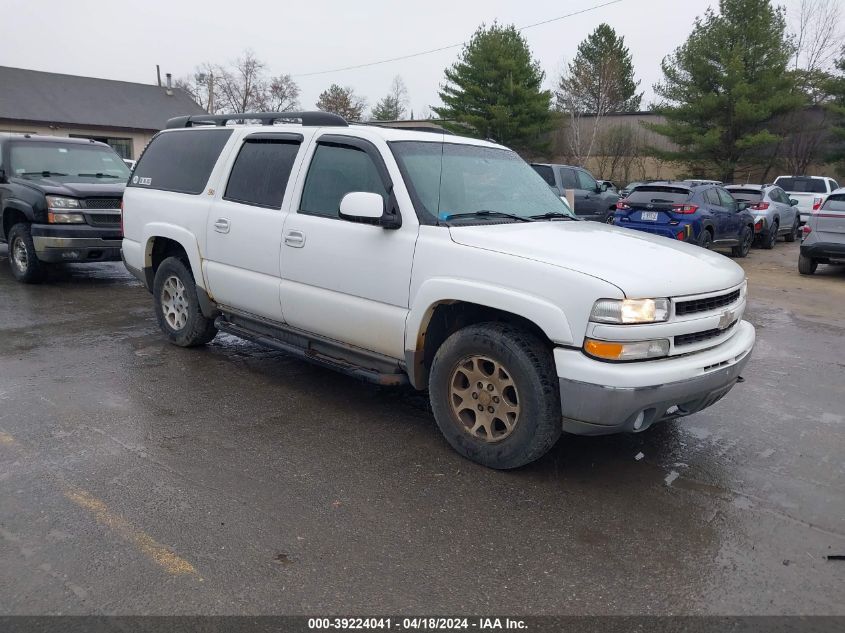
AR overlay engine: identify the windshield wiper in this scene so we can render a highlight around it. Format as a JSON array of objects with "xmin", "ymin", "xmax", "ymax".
[
  {"xmin": 442, "ymin": 210, "xmax": 532, "ymax": 223},
  {"xmin": 77, "ymin": 173, "xmax": 121, "ymax": 178},
  {"xmin": 530, "ymin": 212, "xmax": 578, "ymax": 221},
  {"xmin": 20, "ymin": 171, "xmax": 67, "ymax": 177}
]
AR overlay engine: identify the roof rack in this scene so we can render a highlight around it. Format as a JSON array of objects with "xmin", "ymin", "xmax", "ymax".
[{"xmin": 165, "ymin": 111, "xmax": 348, "ymax": 129}]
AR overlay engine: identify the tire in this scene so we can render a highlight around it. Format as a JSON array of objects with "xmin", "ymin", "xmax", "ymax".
[
  {"xmin": 152, "ymin": 256, "xmax": 218, "ymax": 347},
  {"xmin": 605, "ymin": 213, "xmax": 615, "ymax": 224},
  {"xmin": 698, "ymin": 229, "xmax": 713, "ymax": 250},
  {"xmin": 784, "ymin": 216, "xmax": 799, "ymax": 243},
  {"xmin": 762, "ymin": 221, "xmax": 778, "ymax": 249},
  {"xmin": 7, "ymin": 223, "xmax": 44, "ymax": 283},
  {"xmin": 798, "ymin": 254, "xmax": 817, "ymax": 275},
  {"xmin": 731, "ymin": 226, "xmax": 753, "ymax": 258},
  {"xmin": 429, "ymin": 322, "xmax": 562, "ymax": 469}
]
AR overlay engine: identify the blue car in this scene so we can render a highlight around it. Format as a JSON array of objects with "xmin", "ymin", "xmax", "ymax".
[{"xmin": 612, "ymin": 181, "xmax": 756, "ymax": 257}]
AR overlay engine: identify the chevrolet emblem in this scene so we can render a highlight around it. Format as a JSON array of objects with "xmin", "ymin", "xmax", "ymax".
[{"xmin": 718, "ymin": 309, "xmax": 735, "ymax": 330}]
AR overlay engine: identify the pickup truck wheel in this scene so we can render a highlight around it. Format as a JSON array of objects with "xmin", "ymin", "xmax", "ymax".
[
  {"xmin": 798, "ymin": 254, "xmax": 817, "ymax": 275},
  {"xmin": 731, "ymin": 226, "xmax": 753, "ymax": 258},
  {"xmin": 8, "ymin": 223, "xmax": 44, "ymax": 283},
  {"xmin": 153, "ymin": 257, "xmax": 217, "ymax": 347},
  {"xmin": 429, "ymin": 323, "xmax": 562, "ymax": 469},
  {"xmin": 762, "ymin": 221, "xmax": 778, "ymax": 249},
  {"xmin": 784, "ymin": 216, "xmax": 799, "ymax": 243}
]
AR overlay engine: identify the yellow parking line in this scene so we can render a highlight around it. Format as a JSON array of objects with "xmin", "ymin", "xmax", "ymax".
[{"xmin": 64, "ymin": 487, "xmax": 200, "ymax": 578}]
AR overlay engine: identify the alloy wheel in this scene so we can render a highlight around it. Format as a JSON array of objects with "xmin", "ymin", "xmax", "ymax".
[
  {"xmin": 160, "ymin": 275, "xmax": 189, "ymax": 331},
  {"xmin": 11, "ymin": 237, "xmax": 28, "ymax": 273},
  {"xmin": 448, "ymin": 355, "xmax": 521, "ymax": 443}
]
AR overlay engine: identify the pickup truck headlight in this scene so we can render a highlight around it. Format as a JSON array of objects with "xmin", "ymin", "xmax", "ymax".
[
  {"xmin": 48, "ymin": 211, "xmax": 86, "ymax": 224},
  {"xmin": 590, "ymin": 298, "xmax": 670, "ymax": 324},
  {"xmin": 46, "ymin": 196, "xmax": 80, "ymax": 209},
  {"xmin": 584, "ymin": 338, "xmax": 670, "ymax": 361}
]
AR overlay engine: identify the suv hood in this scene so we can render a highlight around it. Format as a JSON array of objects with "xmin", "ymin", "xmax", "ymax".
[
  {"xmin": 449, "ymin": 222, "xmax": 745, "ymax": 298},
  {"xmin": 11, "ymin": 177, "xmax": 126, "ymax": 197}
]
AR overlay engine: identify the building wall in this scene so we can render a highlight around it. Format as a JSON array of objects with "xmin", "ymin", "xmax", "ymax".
[{"xmin": 0, "ymin": 121, "xmax": 154, "ymax": 159}]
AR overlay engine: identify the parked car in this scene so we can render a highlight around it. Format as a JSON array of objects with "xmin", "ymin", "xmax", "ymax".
[
  {"xmin": 122, "ymin": 111, "xmax": 755, "ymax": 469},
  {"xmin": 0, "ymin": 133, "xmax": 130, "ymax": 282},
  {"xmin": 619, "ymin": 179, "xmax": 657, "ymax": 198},
  {"xmin": 613, "ymin": 181, "xmax": 756, "ymax": 257},
  {"xmin": 725, "ymin": 184, "xmax": 800, "ymax": 249},
  {"xmin": 773, "ymin": 175, "xmax": 840, "ymax": 224},
  {"xmin": 530, "ymin": 163, "xmax": 619, "ymax": 222},
  {"xmin": 799, "ymin": 188, "xmax": 845, "ymax": 275},
  {"xmin": 683, "ymin": 179, "xmax": 723, "ymax": 187},
  {"xmin": 599, "ymin": 179, "xmax": 618, "ymax": 194}
]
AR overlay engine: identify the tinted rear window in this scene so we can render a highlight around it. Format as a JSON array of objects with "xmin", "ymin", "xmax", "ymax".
[
  {"xmin": 775, "ymin": 177, "xmax": 826, "ymax": 193},
  {"xmin": 130, "ymin": 129, "xmax": 233, "ymax": 195},
  {"xmin": 727, "ymin": 189, "xmax": 763, "ymax": 203},
  {"xmin": 821, "ymin": 195, "xmax": 845, "ymax": 212},
  {"xmin": 531, "ymin": 165, "xmax": 555, "ymax": 186},
  {"xmin": 224, "ymin": 139, "xmax": 300, "ymax": 208},
  {"xmin": 626, "ymin": 186, "xmax": 690, "ymax": 204}
]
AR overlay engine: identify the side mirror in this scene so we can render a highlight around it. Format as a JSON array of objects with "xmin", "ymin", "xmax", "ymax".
[
  {"xmin": 339, "ymin": 191, "xmax": 400, "ymax": 229},
  {"xmin": 790, "ymin": 198, "xmax": 799, "ymax": 206}
]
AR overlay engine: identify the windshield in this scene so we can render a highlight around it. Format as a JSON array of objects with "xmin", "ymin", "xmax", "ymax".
[
  {"xmin": 774, "ymin": 177, "xmax": 825, "ymax": 193},
  {"xmin": 9, "ymin": 142, "xmax": 131, "ymax": 182},
  {"xmin": 391, "ymin": 141, "xmax": 574, "ymax": 223}
]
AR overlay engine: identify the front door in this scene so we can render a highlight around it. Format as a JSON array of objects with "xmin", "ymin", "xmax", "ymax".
[
  {"xmin": 279, "ymin": 135, "xmax": 417, "ymax": 360},
  {"xmin": 204, "ymin": 133, "xmax": 304, "ymax": 322}
]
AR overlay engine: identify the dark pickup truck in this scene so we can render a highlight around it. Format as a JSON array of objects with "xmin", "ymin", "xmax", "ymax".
[{"xmin": 0, "ymin": 134, "xmax": 130, "ymax": 283}]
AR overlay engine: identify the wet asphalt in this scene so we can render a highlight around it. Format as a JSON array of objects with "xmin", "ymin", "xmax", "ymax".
[{"xmin": 0, "ymin": 241, "xmax": 843, "ymax": 616}]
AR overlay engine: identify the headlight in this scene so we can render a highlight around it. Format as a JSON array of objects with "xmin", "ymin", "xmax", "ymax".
[
  {"xmin": 48, "ymin": 211, "xmax": 86, "ymax": 224},
  {"xmin": 46, "ymin": 196, "xmax": 80, "ymax": 209},
  {"xmin": 584, "ymin": 338, "xmax": 670, "ymax": 361},
  {"xmin": 590, "ymin": 298, "xmax": 670, "ymax": 324}
]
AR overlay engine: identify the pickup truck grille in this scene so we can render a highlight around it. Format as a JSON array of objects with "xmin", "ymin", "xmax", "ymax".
[
  {"xmin": 675, "ymin": 289, "xmax": 740, "ymax": 316},
  {"xmin": 87, "ymin": 213, "xmax": 121, "ymax": 226},
  {"xmin": 675, "ymin": 320, "xmax": 737, "ymax": 347},
  {"xmin": 82, "ymin": 197, "xmax": 121, "ymax": 210}
]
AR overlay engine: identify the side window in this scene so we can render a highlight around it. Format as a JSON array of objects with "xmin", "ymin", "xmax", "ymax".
[
  {"xmin": 718, "ymin": 188, "xmax": 737, "ymax": 211},
  {"xmin": 224, "ymin": 139, "xmax": 300, "ymax": 209},
  {"xmin": 559, "ymin": 168, "xmax": 578, "ymax": 189},
  {"xmin": 830, "ymin": 179, "xmax": 840, "ymax": 191},
  {"xmin": 774, "ymin": 188, "xmax": 788, "ymax": 204},
  {"xmin": 705, "ymin": 189, "xmax": 722, "ymax": 206},
  {"xmin": 576, "ymin": 170, "xmax": 598, "ymax": 191},
  {"xmin": 300, "ymin": 143, "xmax": 388, "ymax": 218},
  {"xmin": 130, "ymin": 129, "xmax": 232, "ymax": 195},
  {"xmin": 531, "ymin": 165, "xmax": 555, "ymax": 186}
]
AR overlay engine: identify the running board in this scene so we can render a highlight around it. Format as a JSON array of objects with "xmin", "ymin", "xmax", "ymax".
[{"xmin": 215, "ymin": 316, "xmax": 409, "ymax": 387}]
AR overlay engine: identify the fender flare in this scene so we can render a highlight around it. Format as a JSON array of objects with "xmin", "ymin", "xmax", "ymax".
[
  {"xmin": 1, "ymin": 199, "xmax": 36, "ymax": 239},
  {"xmin": 141, "ymin": 223, "xmax": 207, "ymax": 291}
]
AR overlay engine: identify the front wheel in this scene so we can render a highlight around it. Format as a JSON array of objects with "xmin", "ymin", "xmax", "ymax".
[
  {"xmin": 784, "ymin": 216, "xmax": 799, "ymax": 243},
  {"xmin": 8, "ymin": 223, "xmax": 44, "ymax": 283},
  {"xmin": 798, "ymin": 254, "xmax": 817, "ymax": 275},
  {"xmin": 429, "ymin": 322, "xmax": 562, "ymax": 469},
  {"xmin": 762, "ymin": 222, "xmax": 778, "ymax": 249},
  {"xmin": 731, "ymin": 226, "xmax": 753, "ymax": 258},
  {"xmin": 153, "ymin": 257, "xmax": 218, "ymax": 347}
]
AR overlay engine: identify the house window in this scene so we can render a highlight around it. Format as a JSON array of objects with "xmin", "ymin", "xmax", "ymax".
[{"xmin": 69, "ymin": 135, "xmax": 133, "ymax": 159}]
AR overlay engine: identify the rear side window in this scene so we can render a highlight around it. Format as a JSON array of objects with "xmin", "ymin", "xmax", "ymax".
[
  {"xmin": 559, "ymin": 168, "xmax": 578, "ymax": 189},
  {"xmin": 821, "ymin": 195, "xmax": 845, "ymax": 212},
  {"xmin": 224, "ymin": 139, "xmax": 300, "ymax": 209},
  {"xmin": 627, "ymin": 186, "xmax": 690, "ymax": 204},
  {"xmin": 774, "ymin": 177, "xmax": 826, "ymax": 193},
  {"xmin": 576, "ymin": 170, "xmax": 598, "ymax": 190},
  {"xmin": 705, "ymin": 189, "xmax": 722, "ymax": 206},
  {"xmin": 300, "ymin": 143, "xmax": 388, "ymax": 218},
  {"xmin": 718, "ymin": 188, "xmax": 737, "ymax": 210},
  {"xmin": 130, "ymin": 129, "xmax": 232, "ymax": 195},
  {"xmin": 531, "ymin": 165, "xmax": 555, "ymax": 186},
  {"xmin": 727, "ymin": 189, "xmax": 763, "ymax": 203}
]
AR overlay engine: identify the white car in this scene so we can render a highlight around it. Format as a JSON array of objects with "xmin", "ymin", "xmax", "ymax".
[
  {"xmin": 773, "ymin": 175, "xmax": 840, "ymax": 224},
  {"xmin": 121, "ymin": 111, "xmax": 755, "ymax": 469}
]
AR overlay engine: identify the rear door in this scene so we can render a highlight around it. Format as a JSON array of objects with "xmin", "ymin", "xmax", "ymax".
[
  {"xmin": 771, "ymin": 187, "xmax": 795, "ymax": 230},
  {"xmin": 574, "ymin": 169, "xmax": 602, "ymax": 218},
  {"xmin": 558, "ymin": 167, "xmax": 589, "ymax": 214},
  {"xmin": 717, "ymin": 188, "xmax": 741, "ymax": 238},
  {"xmin": 204, "ymin": 132, "xmax": 305, "ymax": 322},
  {"xmin": 704, "ymin": 188, "xmax": 730, "ymax": 238}
]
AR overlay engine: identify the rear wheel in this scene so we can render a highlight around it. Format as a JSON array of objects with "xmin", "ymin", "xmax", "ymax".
[
  {"xmin": 698, "ymin": 229, "xmax": 713, "ymax": 250},
  {"xmin": 762, "ymin": 221, "xmax": 778, "ymax": 249},
  {"xmin": 8, "ymin": 223, "xmax": 44, "ymax": 283},
  {"xmin": 153, "ymin": 257, "xmax": 218, "ymax": 347},
  {"xmin": 731, "ymin": 226, "xmax": 753, "ymax": 258},
  {"xmin": 429, "ymin": 322, "xmax": 562, "ymax": 469},
  {"xmin": 784, "ymin": 216, "xmax": 799, "ymax": 243},
  {"xmin": 798, "ymin": 254, "xmax": 817, "ymax": 275}
]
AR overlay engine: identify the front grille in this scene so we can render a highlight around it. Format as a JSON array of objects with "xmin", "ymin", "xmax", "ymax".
[
  {"xmin": 82, "ymin": 197, "xmax": 121, "ymax": 210},
  {"xmin": 675, "ymin": 320, "xmax": 736, "ymax": 347},
  {"xmin": 675, "ymin": 289, "xmax": 740, "ymax": 316},
  {"xmin": 86, "ymin": 213, "xmax": 121, "ymax": 226}
]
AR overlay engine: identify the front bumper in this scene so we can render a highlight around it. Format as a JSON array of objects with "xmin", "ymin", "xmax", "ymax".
[
  {"xmin": 31, "ymin": 224, "xmax": 122, "ymax": 263},
  {"xmin": 555, "ymin": 320, "xmax": 755, "ymax": 435}
]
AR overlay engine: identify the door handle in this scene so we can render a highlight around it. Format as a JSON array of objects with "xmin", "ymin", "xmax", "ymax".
[
  {"xmin": 214, "ymin": 218, "xmax": 230, "ymax": 234},
  {"xmin": 284, "ymin": 230, "xmax": 306, "ymax": 248}
]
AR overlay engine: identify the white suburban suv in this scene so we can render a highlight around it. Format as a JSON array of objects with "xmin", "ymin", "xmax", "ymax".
[{"xmin": 122, "ymin": 112, "xmax": 755, "ymax": 469}]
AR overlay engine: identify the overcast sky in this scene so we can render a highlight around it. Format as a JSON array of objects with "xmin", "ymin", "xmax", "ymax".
[{"xmin": 0, "ymin": 0, "xmax": 817, "ymax": 117}]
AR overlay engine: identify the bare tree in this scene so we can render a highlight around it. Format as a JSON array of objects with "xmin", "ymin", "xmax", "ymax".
[
  {"xmin": 792, "ymin": 0, "xmax": 842, "ymax": 74},
  {"xmin": 175, "ymin": 63, "xmax": 225, "ymax": 114},
  {"xmin": 316, "ymin": 84, "xmax": 367, "ymax": 121},
  {"xmin": 266, "ymin": 74, "xmax": 301, "ymax": 112},
  {"xmin": 216, "ymin": 50, "xmax": 268, "ymax": 113}
]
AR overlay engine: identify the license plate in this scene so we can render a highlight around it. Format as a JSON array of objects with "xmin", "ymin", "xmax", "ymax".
[{"xmin": 640, "ymin": 211, "xmax": 658, "ymax": 221}]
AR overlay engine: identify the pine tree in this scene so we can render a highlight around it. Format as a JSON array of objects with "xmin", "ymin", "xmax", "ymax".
[
  {"xmin": 316, "ymin": 84, "xmax": 366, "ymax": 121},
  {"xmin": 647, "ymin": 0, "xmax": 802, "ymax": 182},
  {"xmin": 433, "ymin": 23, "xmax": 552, "ymax": 150},
  {"xmin": 827, "ymin": 49, "xmax": 845, "ymax": 177},
  {"xmin": 556, "ymin": 23, "xmax": 642, "ymax": 114},
  {"xmin": 371, "ymin": 76, "xmax": 409, "ymax": 121}
]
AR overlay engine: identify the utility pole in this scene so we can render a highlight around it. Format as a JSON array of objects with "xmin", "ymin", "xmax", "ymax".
[{"xmin": 207, "ymin": 71, "xmax": 215, "ymax": 114}]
